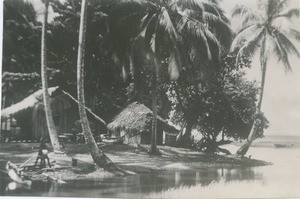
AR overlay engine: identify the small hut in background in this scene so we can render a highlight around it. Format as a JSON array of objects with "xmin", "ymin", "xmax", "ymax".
[
  {"xmin": 1, "ymin": 87, "xmax": 107, "ymax": 142},
  {"xmin": 107, "ymin": 102, "xmax": 179, "ymax": 146}
]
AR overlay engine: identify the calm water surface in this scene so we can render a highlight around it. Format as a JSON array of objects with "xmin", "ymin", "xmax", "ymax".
[{"xmin": 1, "ymin": 135, "xmax": 300, "ymax": 198}]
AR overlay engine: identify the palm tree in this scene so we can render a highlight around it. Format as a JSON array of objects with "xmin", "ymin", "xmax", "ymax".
[
  {"xmin": 107, "ymin": 0, "xmax": 231, "ymax": 153},
  {"xmin": 135, "ymin": 0, "xmax": 231, "ymax": 153},
  {"xmin": 171, "ymin": 0, "xmax": 231, "ymax": 145},
  {"xmin": 141, "ymin": 2, "xmax": 180, "ymax": 154},
  {"xmin": 77, "ymin": 0, "xmax": 114, "ymax": 167},
  {"xmin": 41, "ymin": 0, "xmax": 65, "ymax": 153},
  {"xmin": 231, "ymin": 0, "xmax": 300, "ymax": 156}
]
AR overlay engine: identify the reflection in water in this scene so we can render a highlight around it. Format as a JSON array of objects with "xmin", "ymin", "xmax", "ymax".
[
  {"xmin": 0, "ymin": 167, "xmax": 264, "ymax": 197},
  {"xmin": 217, "ymin": 168, "xmax": 263, "ymax": 182},
  {"xmin": 175, "ymin": 171, "xmax": 180, "ymax": 185}
]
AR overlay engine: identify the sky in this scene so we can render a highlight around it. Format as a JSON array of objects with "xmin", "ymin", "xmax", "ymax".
[
  {"xmin": 1, "ymin": 0, "xmax": 300, "ymax": 136},
  {"xmin": 220, "ymin": 0, "xmax": 300, "ymax": 135}
]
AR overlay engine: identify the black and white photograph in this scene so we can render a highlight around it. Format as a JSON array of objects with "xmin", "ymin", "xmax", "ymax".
[{"xmin": 0, "ymin": 0, "xmax": 300, "ymax": 198}]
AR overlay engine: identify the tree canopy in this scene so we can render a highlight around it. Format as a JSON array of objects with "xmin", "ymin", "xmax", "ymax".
[{"xmin": 1, "ymin": 0, "xmax": 277, "ymax": 154}]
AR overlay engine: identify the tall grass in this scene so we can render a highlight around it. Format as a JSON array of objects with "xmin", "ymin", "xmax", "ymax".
[{"xmin": 149, "ymin": 179, "xmax": 300, "ymax": 198}]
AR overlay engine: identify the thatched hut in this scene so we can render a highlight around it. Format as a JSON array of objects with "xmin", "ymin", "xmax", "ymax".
[
  {"xmin": 107, "ymin": 102, "xmax": 179, "ymax": 146},
  {"xmin": 1, "ymin": 87, "xmax": 106, "ymax": 141}
]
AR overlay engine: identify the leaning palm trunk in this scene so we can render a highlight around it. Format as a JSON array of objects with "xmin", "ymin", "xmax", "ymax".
[
  {"xmin": 236, "ymin": 62, "xmax": 267, "ymax": 156},
  {"xmin": 149, "ymin": 61, "xmax": 159, "ymax": 155},
  {"xmin": 77, "ymin": 0, "xmax": 114, "ymax": 167},
  {"xmin": 41, "ymin": 0, "xmax": 65, "ymax": 153}
]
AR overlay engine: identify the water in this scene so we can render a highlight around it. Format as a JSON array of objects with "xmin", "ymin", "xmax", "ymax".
[
  {"xmin": 1, "ymin": 135, "xmax": 300, "ymax": 198},
  {"xmin": 0, "ymin": 168, "xmax": 265, "ymax": 198}
]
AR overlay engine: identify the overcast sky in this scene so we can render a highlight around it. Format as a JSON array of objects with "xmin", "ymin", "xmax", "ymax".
[
  {"xmin": 220, "ymin": 0, "xmax": 300, "ymax": 135},
  {"xmin": 2, "ymin": 0, "xmax": 300, "ymax": 136}
]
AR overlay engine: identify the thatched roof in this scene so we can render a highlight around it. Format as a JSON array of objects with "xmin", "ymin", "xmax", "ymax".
[
  {"xmin": 1, "ymin": 87, "xmax": 59, "ymax": 118},
  {"xmin": 107, "ymin": 102, "xmax": 179, "ymax": 134},
  {"xmin": 2, "ymin": 72, "xmax": 40, "ymax": 82},
  {"xmin": 1, "ymin": 87, "xmax": 106, "ymax": 126}
]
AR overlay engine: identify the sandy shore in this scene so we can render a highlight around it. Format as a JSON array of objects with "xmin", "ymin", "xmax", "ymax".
[{"xmin": 0, "ymin": 143, "xmax": 270, "ymax": 181}]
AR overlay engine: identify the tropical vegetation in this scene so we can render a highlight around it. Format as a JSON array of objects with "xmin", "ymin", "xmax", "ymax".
[
  {"xmin": 231, "ymin": 0, "xmax": 300, "ymax": 156},
  {"xmin": 1, "ymin": 0, "xmax": 299, "ymax": 169},
  {"xmin": 40, "ymin": 0, "xmax": 65, "ymax": 153}
]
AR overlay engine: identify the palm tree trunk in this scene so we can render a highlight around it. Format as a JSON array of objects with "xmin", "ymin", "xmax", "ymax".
[
  {"xmin": 41, "ymin": 0, "xmax": 65, "ymax": 153},
  {"xmin": 149, "ymin": 59, "xmax": 159, "ymax": 155},
  {"xmin": 77, "ymin": 0, "xmax": 113, "ymax": 167},
  {"xmin": 236, "ymin": 62, "xmax": 267, "ymax": 156}
]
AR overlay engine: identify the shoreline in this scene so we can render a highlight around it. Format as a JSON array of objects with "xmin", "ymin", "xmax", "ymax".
[{"xmin": 0, "ymin": 143, "xmax": 271, "ymax": 181}]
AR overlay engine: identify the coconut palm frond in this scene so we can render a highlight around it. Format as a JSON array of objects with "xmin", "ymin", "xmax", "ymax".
[
  {"xmin": 235, "ymin": 28, "xmax": 265, "ymax": 65},
  {"xmin": 273, "ymin": 35, "xmax": 292, "ymax": 71},
  {"xmin": 168, "ymin": 52, "xmax": 180, "ymax": 80},
  {"xmin": 4, "ymin": 0, "xmax": 37, "ymax": 30},
  {"xmin": 203, "ymin": 2, "xmax": 229, "ymax": 23},
  {"xmin": 203, "ymin": 12, "xmax": 232, "ymax": 47},
  {"xmin": 158, "ymin": 7, "xmax": 178, "ymax": 41},
  {"xmin": 177, "ymin": 16, "xmax": 188, "ymax": 32},
  {"xmin": 289, "ymin": 28, "xmax": 300, "ymax": 41},
  {"xmin": 180, "ymin": 17, "xmax": 213, "ymax": 60},
  {"xmin": 144, "ymin": 13, "xmax": 158, "ymax": 51},
  {"xmin": 175, "ymin": 0, "xmax": 204, "ymax": 17},
  {"xmin": 140, "ymin": 13, "xmax": 151, "ymax": 30},
  {"xmin": 274, "ymin": 28, "xmax": 300, "ymax": 58},
  {"xmin": 207, "ymin": 33, "xmax": 221, "ymax": 61},
  {"xmin": 230, "ymin": 24, "xmax": 259, "ymax": 52},
  {"xmin": 232, "ymin": 4, "xmax": 262, "ymax": 31},
  {"xmin": 203, "ymin": 11, "xmax": 231, "ymax": 32},
  {"xmin": 273, "ymin": 0, "xmax": 289, "ymax": 13},
  {"xmin": 241, "ymin": 13, "xmax": 262, "ymax": 29},
  {"xmin": 275, "ymin": 8, "xmax": 300, "ymax": 19},
  {"xmin": 203, "ymin": 11, "xmax": 223, "ymax": 24},
  {"xmin": 232, "ymin": 5, "xmax": 255, "ymax": 18},
  {"xmin": 205, "ymin": 34, "xmax": 221, "ymax": 61},
  {"xmin": 109, "ymin": 0, "xmax": 146, "ymax": 20},
  {"xmin": 265, "ymin": 0, "xmax": 281, "ymax": 18}
]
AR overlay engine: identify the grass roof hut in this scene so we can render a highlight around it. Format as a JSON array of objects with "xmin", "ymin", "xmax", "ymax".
[
  {"xmin": 1, "ymin": 87, "xmax": 106, "ymax": 142},
  {"xmin": 107, "ymin": 102, "xmax": 179, "ymax": 146}
]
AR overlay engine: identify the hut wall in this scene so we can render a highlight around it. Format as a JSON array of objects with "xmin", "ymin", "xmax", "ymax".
[
  {"xmin": 125, "ymin": 133, "xmax": 141, "ymax": 145},
  {"xmin": 157, "ymin": 129, "xmax": 163, "ymax": 145},
  {"xmin": 51, "ymin": 95, "xmax": 72, "ymax": 135},
  {"xmin": 16, "ymin": 109, "xmax": 34, "ymax": 139},
  {"xmin": 164, "ymin": 133, "xmax": 177, "ymax": 146},
  {"xmin": 111, "ymin": 129, "xmax": 121, "ymax": 138},
  {"xmin": 65, "ymin": 106, "xmax": 80, "ymax": 134},
  {"xmin": 31, "ymin": 103, "xmax": 56, "ymax": 140},
  {"xmin": 140, "ymin": 131, "xmax": 151, "ymax": 144},
  {"xmin": 140, "ymin": 129, "xmax": 163, "ymax": 145}
]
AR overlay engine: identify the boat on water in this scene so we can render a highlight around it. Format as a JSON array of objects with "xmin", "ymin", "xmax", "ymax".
[
  {"xmin": 5, "ymin": 161, "xmax": 66, "ymax": 185},
  {"xmin": 5, "ymin": 162, "xmax": 32, "ymax": 186},
  {"xmin": 274, "ymin": 143, "xmax": 294, "ymax": 148}
]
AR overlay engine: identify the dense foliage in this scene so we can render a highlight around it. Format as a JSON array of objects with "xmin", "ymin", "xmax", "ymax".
[
  {"xmin": 170, "ymin": 54, "xmax": 269, "ymax": 152},
  {"xmin": 2, "ymin": 0, "xmax": 275, "ymax": 154},
  {"xmin": 2, "ymin": 0, "xmax": 41, "ymax": 73}
]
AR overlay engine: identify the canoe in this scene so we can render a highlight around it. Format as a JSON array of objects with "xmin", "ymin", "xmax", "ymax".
[
  {"xmin": 6, "ymin": 162, "xmax": 32, "ymax": 186},
  {"xmin": 274, "ymin": 143, "xmax": 293, "ymax": 148}
]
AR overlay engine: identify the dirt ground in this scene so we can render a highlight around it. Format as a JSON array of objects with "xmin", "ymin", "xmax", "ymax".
[{"xmin": 0, "ymin": 143, "xmax": 270, "ymax": 181}]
